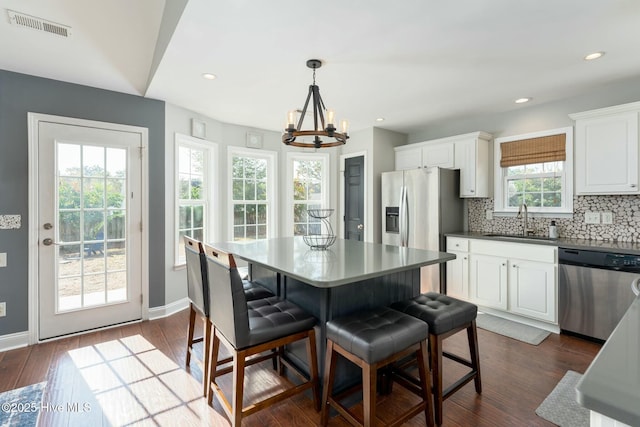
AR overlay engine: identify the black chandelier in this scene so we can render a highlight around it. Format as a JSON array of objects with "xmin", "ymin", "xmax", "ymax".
[{"xmin": 283, "ymin": 59, "xmax": 349, "ymax": 149}]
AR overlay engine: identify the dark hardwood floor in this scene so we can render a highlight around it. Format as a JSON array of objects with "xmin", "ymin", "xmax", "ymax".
[{"xmin": 0, "ymin": 309, "xmax": 601, "ymax": 426}]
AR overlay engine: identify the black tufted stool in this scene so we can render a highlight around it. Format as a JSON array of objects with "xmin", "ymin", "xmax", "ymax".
[
  {"xmin": 391, "ymin": 292, "xmax": 481, "ymax": 426},
  {"xmin": 321, "ymin": 306, "xmax": 434, "ymax": 427}
]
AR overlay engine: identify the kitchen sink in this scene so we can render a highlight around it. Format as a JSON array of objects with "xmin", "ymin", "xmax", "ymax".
[{"xmin": 482, "ymin": 233, "xmax": 556, "ymax": 241}]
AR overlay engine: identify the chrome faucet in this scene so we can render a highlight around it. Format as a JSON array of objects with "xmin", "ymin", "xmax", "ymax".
[{"xmin": 517, "ymin": 203, "xmax": 535, "ymax": 236}]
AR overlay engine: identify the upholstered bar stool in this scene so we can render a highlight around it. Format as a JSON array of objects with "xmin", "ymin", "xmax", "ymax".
[
  {"xmin": 204, "ymin": 244, "xmax": 320, "ymax": 427},
  {"xmin": 183, "ymin": 236, "xmax": 274, "ymax": 396},
  {"xmin": 391, "ymin": 292, "xmax": 482, "ymax": 426},
  {"xmin": 321, "ymin": 306, "xmax": 434, "ymax": 427}
]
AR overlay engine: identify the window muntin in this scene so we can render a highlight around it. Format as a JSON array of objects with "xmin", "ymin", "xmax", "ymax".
[
  {"xmin": 293, "ymin": 159, "xmax": 324, "ymax": 235},
  {"xmin": 494, "ymin": 127, "xmax": 573, "ymax": 215},
  {"xmin": 230, "ymin": 148, "xmax": 276, "ymax": 241},
  {"xmin": 175, "ymin": 134, "xmax": 216, "ymax": 266},
  {"xmin": 505, "ymin": 161, "xmax": 563, "ymax": 208}
]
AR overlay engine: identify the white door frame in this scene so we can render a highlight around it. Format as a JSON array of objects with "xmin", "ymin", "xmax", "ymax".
[{"xmin": 28, "ymin": 113, "xmax": 150, "ymax": 344}]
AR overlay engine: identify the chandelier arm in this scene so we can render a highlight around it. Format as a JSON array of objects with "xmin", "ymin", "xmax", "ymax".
[{"xmin": 297, "ymin": 85, "xmax": 315, "ymax": 131}]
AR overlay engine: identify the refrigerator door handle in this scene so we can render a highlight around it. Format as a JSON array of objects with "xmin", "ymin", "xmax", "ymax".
[
  {"xmin": 398, "ymin": 185, "xmax": 405, "ymax": 246},
  {"xmin": 401, "ymin": 185, "xmax": 409, "ymax": 247}
]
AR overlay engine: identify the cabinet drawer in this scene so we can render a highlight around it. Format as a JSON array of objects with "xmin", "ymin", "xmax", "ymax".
[
  {"xmin": 469, "ymin": 239, "xmax": 556, "ymax": 263},
  {"xmin": 447, "ymin": 237, "xmax": 469, "ymax": 252}
]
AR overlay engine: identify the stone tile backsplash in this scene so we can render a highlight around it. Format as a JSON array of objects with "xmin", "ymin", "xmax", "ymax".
[{"xmin": 468, "ymin": 195, "xmax": 640, "ymax": 242}]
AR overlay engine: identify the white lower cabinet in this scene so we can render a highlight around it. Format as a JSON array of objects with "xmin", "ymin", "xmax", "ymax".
[
  {"xmin": 508, "ymin": 260, "xmax": 556, "ymax": 322},
  {"xmin": 446, "ymin": 237, "xmax": 557, "ymax": 324},
  {"xmin": 446, "ymin": 250, "xmax": 468, "ymax": 300},
  {"xmin": 469, "ymin": 254, "xmax": 508, "ymax": 310}
]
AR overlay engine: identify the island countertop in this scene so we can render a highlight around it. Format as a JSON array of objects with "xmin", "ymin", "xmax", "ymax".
[
  {"xmin": 211, "ymin": 236, "xmax": 455, "ymax": 288},
  {"xmin": 576, "ymin": 293, "xmax": 640, "ymax": 426}
]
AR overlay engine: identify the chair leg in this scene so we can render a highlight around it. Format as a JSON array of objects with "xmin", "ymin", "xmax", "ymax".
[
  {"xmin": 186, "ymin": 304, "xmax": 196, "ymax": 367},
  {"xmin": 231, "ymin": 350, "xmax": 246, "ymax": 427},
  {"xmin": 202, "ymin": 318, "xmax": 212, "ymax": 397},
  {"xmin": 208, "ymin": 330, "xmax": 221, "ymax": 406},
  {"xmin": 417, "ymin": 340, "xmax": 435, "ymax": 427},
  {"xmin": 430, "ymin": 333, "xmax": 444, "ymax": 426},
  {"xmin": 320, "ymin": 340, "xmax": 337, "ymax": 427},
  {"xmin": 306, "ymin": 329, "xmax": 320, "ymax": 411},
  {"xmin": 467, "ymin": 320, "xmax": 482, "ymax": 393},
  {"xmin": 362, "ymin": 362, "xmax": 377, "ymax": 427}
]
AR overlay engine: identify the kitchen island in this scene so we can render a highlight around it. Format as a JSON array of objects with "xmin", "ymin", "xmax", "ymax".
[
  {"xmin": 211, "ymin": 237, "xmax": 455, "ymax": 390},
  {"xmin": 576, "ymin": 292, "xmax": 640, "ymax": 427}
]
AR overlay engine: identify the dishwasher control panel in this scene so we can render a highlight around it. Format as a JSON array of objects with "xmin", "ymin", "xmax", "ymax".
[{"xmin": 559, "ymin": 248, "xmax": 640, "ymax": 272}]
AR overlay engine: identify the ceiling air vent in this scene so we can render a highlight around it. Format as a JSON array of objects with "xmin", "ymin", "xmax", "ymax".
[{"xmin": 7, "ymin": 9, "xmax": 71, "ymax": 37}]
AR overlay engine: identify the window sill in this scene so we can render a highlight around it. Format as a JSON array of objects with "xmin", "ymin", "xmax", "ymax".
[
  {"xmin": 173, "ymin": 263, "xmax": 186, "ymax": 271},
  {"xmin": 492, "ymin": 211, "xmax": 573, "ymax": 219}
]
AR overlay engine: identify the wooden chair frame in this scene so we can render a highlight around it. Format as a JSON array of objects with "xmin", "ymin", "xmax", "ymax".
[{"xmin": 321, "ymin": 339, "xmax": 434, "ymax": 427}]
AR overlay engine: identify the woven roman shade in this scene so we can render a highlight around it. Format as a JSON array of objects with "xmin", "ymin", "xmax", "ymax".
[{"xmin": 500, "ymin": 134, "xmax": 566, "ymax": 167}]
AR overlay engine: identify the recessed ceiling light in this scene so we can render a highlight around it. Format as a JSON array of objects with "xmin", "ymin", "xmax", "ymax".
[
  {"xmin": 584, "ymin": 52, "xmax": 605, "ymax": 61},
  {"xmin": 375, "ymin": 117, "xmax": 385, "ymax": 122},
  {"xmin": 515, "ymin": 97, "xmax": 532, "ymax": 104},
  {"xmin": 202, "ymin": 73, "xmax": 217, "ymax": 80}
]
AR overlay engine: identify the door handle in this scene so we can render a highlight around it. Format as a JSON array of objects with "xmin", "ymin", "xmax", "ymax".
[
  {"xmin": 357, "ymin": 224, "xmax": 364, "ymax": 230},
  {"xmin": 42, "ymin": 238, "xmax": 60, "ymax": 246}
]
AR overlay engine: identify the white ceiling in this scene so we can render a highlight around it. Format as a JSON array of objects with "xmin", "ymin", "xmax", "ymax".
[{"xmin": 2, "ymin": 0, "xmax": 640, "ymax": 135}]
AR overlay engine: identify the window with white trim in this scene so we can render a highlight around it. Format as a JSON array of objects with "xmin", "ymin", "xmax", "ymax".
[
  {"xmin": 494, "ymin": 127, "xmax": 573, "ymax": 215},
  {"xmin": 286, "ymin": 152, "xmax": 330, "ymax": 236},
  {"xmin": 175, "ymin": 134, "xmax": 217, "ymax": 265},
  {"xmin": 229, "ymin": 147, "xmax": 277, "ymax": 241}
]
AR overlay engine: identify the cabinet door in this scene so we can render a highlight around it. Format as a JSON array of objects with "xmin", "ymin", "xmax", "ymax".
[
  {"xmin": 454, "ymin": 138, "xmax": 491, "ymax": 197},
  {"xmin": 446, "ymin": 251, "xmax": 468, "ymax": 300},
  {"xmin": 508, "ymin": 260, "xmax": 556, "ymax": 322},
  {"xmin": 575, "ymin": 112, "xmax": 639, "ymax": 194},
  {"xmin": 469, "ymin": 254, "xmax": 507, "ymax": 309},
  {"xmin": 395, "ymin": 146, "xmax": 422, "ymax": 170},
  {"xmin": 422, "ymin": 143, "xmax": 454, "ymax": 168}
]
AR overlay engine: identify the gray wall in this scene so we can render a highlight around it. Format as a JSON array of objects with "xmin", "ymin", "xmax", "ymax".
[{"xmin": 0, "ymin": 70, "xmax": 165, "ymax": 335}]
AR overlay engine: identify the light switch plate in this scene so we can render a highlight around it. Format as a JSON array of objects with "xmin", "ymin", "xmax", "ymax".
[
  {"xmin": 601, "ymin": 212, "xmax": 613, "ymax": 224},
  {"xmin": 585, "ymin": 212, "xmax": 600, "ymax": 224},
  {"xmin": 0, "ymin": 252, "xmax": 6, "ymax": 267}
]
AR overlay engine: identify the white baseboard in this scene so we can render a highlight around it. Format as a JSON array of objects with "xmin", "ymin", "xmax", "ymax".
[
  {"xmin": 0, "ymin": 331, "xmax": 30, "ymax": 353},
  {"xmin": 148, "ymin": 297, "xmax": 189, "ymax": 320},
  {"xmin": 0, "ymin": 299, "xmax": 189, "ymax": 353}
]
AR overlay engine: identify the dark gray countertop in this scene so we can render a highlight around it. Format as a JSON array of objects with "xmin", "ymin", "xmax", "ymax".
[
  {"xmin": 211, "ymin": 237, "xmax": 456, "ymax": 288},
  {"xmin": 446, "ymin": 231, "xmax": 640, "ymax": 255},
  {"xmin": 576, "ymin": 294, "xmax": 640, "ymax": 425}
]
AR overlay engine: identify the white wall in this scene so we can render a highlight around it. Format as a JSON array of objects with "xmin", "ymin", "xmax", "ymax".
[{"xmin": 163, "ymin": 103, "xmax": 341, "ymax": 305}]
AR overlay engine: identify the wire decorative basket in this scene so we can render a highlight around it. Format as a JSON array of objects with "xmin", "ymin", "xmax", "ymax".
[{"xmin": 304, "ymin": 208, "xmax": 336, "ymax": 250}]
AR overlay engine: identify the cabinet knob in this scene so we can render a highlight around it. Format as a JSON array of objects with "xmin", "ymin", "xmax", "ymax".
[
  {"xmin": 502, "ymin": 263, "xmax": 506, "ymax": 266},
  {"xmin": 469, "ymin": 189, "xmax": 475, "ymax": 193},
  {"xmin": 463, "ymin": 257, "xmax": 467, "ymax": 260},
  {"xmin": 455, "ymin": 244, "xmax": 459, "ymax": 247},
  {"xmin": 512, "ymin": 264, "xmax": 517, "ymax": 268},
  {"xmin": 631, "ymin": 184, "xmax": 637, "ymax": 188}
]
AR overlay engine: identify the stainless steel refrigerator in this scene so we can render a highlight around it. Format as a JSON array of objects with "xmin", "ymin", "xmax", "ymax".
[{"xmin": 381, "ymin": 167, "xmax": 463, "ymax": 293}]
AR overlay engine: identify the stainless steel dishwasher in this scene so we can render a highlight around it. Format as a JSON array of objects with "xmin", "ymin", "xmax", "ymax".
[{"xmin": 558, "ymin": 247, "xmax": 640, "ymax": 341}]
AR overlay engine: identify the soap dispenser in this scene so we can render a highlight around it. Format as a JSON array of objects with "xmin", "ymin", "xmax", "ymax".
[{"xmin": 549, "ymin": 220, "xmax": 558, "ymax": 239}]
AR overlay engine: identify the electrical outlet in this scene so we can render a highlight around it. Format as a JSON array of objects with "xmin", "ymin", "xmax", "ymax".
[
  {"xmin": 601, "ymin": 212, "xmax": 613, "ymax": 224},
  {"xmin": 0, "ymin": 252, "xmax": 6, "ymax": 267},
  {"xmin": 584, "ymin": 212, "xmax": 600, "ymax": 224},
  {"xmin": 0, "ymin": 302, "xmax": 6, "ymax": 317},
  {"xmin": 485, "ymin": 210, "xmax": 493, "ymax": 220}
]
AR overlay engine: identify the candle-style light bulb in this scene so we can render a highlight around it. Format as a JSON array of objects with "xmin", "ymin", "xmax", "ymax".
[
  {"xmin": 326, "ymin": 109, "xmax": 335, "ymax": 127},
  {"xmin": 287, "ymin": 110, "xmax": 297, "ymax": 128},
  {"xmin": 340, "ymin": 119, "xmax": 349, "ymax": 134}
]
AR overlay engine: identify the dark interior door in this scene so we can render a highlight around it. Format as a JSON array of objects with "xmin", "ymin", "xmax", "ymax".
[{"xmin": 344, "ymin": 156, "xmax": 365, "ymax": 240}]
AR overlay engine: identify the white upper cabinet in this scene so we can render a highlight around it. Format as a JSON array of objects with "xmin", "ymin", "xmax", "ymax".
[
  {"xmin": 570, "ymin": 102, "xmax": 640, "ymax": 195},
  {"xmin": 395, "ymin": 131, "xmax": 492, "ymax": 197},
  {"xmin": 454, "ymin": 133, "xmax": 492, "ymax": 197},
  {"xmin": 423, "ymin": 143, "xmax": 455, "ymax": 168}
]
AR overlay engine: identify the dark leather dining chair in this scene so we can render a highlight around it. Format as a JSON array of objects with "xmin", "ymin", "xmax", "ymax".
[{"xmin": 203, "ymin": 243, "xmax": 320, "ymax": 426}]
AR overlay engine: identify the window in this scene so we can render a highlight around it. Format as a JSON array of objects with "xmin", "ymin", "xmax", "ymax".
[
  {"xmin": 494, "ymin": 127, "xmax": 573, "ymax": 215},
  {"xmin": 175, "ymin": 134, "xmax": 217, "ymax": 265},
  {"xmin": 229, "ymin": 147, "xmax": 277, "ymax": 241},
  {"xmin": 286, "ymin": 153, "xmax": 330, "ymax": 236}
]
